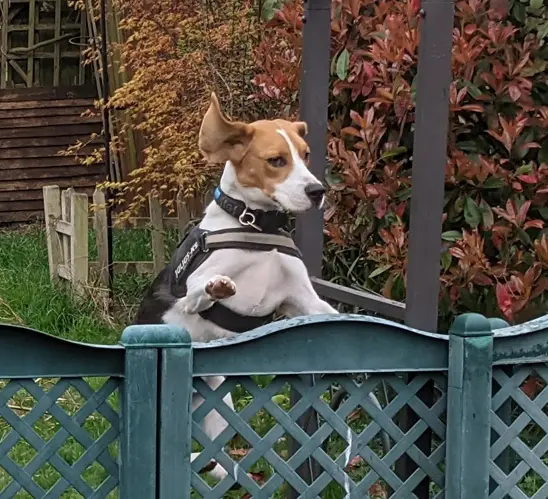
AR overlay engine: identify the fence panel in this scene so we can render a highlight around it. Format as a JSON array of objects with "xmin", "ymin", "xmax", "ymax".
[
  {"xmin": 3, "ymin": 313, "xmax": 548, "ymax": 498},
  {"xmin": 0, "ymin": 323, "xmax": 124, "ymax": 498},
  {"xmin": 188, "ymin": 314, "xmax": 451, "ymax": 498}
]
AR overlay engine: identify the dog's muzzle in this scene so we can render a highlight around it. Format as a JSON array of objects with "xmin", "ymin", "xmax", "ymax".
[{"xmin": 305, "ymin": 183, "xmax": 326, "ymax": 209}]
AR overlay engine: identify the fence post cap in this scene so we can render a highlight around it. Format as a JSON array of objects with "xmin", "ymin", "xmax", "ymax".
[
  {"xmin": 120, "ymin": 324, "xmax": 192, "ymax": 348},
  {"xmin": 488, "ymin": 317, "xmax": 510, "ymax": 331},
  {"xmin": 449, "ymin": 313, "xmax": 493, "ymax": 337}
]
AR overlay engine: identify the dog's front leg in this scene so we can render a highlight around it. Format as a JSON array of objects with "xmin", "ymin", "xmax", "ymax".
[
  {"xmin": 279, "ymin": 263, "xmax": 338, "ymax": 317},
  {"xmin": 176, "ymin": 274, "xmax": 237, "ymax": 314}
]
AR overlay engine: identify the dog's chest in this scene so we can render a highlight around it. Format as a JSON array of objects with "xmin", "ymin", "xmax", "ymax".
[{"xmin": 228, "ymin": 250, "xmax": 286, "ymax": 311}]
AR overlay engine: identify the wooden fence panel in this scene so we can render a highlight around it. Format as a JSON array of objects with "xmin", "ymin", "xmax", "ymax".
[{"xmin": 0, "ymin": 86, "xmax": 103, "ymax": 224}]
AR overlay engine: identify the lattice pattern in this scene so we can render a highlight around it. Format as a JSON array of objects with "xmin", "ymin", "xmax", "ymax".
[
  {"xmin": 490, "ymin": 365, "xmax": 548, "ymax": 498},
  {"xmin": 191, "ymin": 373, "xmax": 447, "ymax": 498},
  {"xmin": 0, "ymin": 377, "xmax": 120, "ymax": 498}
]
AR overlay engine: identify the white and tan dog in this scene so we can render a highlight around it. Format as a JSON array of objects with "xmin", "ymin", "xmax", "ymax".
[{"xmin": 134, "ymin": 93, "xmax": 338, "ymax": 480}]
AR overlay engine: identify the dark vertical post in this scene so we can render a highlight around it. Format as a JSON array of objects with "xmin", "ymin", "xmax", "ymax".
[
  {"xmin": 399, "ymin": 0, "xmax": 454, "ymax": 495},
  {"xmin": 446, "ymin": 313, "xmax": 493, "ymax": 499},
  {"xmin": 289, "ymin": 0, "xmax": 332, "ymax": 495},
  {"xmin": 295, "ymin": 0, "xmax": 331, "ymax": 273},
  {"xmin": 99, "ymin": 0, "xmax": 114, "ymax": 299}
]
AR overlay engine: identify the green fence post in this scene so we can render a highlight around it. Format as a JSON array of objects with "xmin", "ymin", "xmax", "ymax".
[
  {"xmin": 120, "ymin": 324, "xmax": 193, "ymax": 499},
  {"xmin": 157, "ymin": 326, "xmax": 194, "ymax": 499},
  {"xmin": 120, "ymin": 325, "xmax": 161, "ymax": 499},
  {"xmin": 446, "ymin": 313, "xmax": 494, "ymax": 499}
]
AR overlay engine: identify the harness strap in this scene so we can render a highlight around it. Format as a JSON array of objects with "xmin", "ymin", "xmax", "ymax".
[
  {"xmin": 170, "ymin": 226, "xmax": 300, "ymax": 334},
  {"xmin": 204, "ymin": 230, "xmax": 301, "ymax": 257},
  {"xmin": 199, "ymin": 304, "xmax": 272, "ymax": 333}
]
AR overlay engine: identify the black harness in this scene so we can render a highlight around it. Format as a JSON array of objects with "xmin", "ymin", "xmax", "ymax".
[{"xmin": 166, "ymin": 187, "xmax": 301, "ymax": 333}]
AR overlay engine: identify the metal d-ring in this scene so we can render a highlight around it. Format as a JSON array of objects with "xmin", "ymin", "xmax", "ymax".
[{"xmin": 238, "ymin": 209, "xmax": 262, "ymax": 231}]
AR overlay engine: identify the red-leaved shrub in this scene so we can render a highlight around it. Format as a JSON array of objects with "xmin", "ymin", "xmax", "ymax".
[{"xmin": 251, "ymin": 0, "xmax": 548, "ymax": 328}]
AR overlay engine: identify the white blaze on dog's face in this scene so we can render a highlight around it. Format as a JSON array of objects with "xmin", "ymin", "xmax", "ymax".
[{"xmin": 198, "ymin": 93, "xmax": 325, "ymax": 213}]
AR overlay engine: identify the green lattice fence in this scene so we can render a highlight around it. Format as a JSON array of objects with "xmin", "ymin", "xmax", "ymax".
[
  {"xmin": 0, "ymin": 377, "xmax": 119, "ymax": 498},
  {"xmin": 191, "ymin": 373, "xmax": 447, "ymax": 498},
  {"xmin": 1, "ymin": 313, "xmax": 548, "ymax": 499}
]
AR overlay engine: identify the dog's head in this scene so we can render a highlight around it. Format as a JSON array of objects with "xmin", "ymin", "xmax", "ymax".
[{"xmin": 198, "ymin": 93, "xmax": 325, "ymax": 213}]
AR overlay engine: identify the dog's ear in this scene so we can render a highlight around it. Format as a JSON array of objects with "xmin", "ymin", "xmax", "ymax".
[
  {"xmin": 199, "ymin": 93, "xmax": 254, "ymax": 164},
  {"xmin": 291, "ymin": 121, "xmax": 308, "ymax": 138}
]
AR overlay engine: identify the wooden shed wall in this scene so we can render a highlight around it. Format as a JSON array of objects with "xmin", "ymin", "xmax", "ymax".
[{"xmin": 0, "ymin": 85, "xmax": 104, "ymax": 224}]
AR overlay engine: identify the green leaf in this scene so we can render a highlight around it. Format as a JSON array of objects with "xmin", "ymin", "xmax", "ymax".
[
  {"xmin": 539, "ymin": 139, "xmax": 548, "ymax": 165},
  {"xmin": 465, "ymin": 81, "xmax": 483, "ymax": 99},
  {"xmin": 261, "ymin": 0, "xmax": 282, "ymax": 21},
  {"xmin": 464, "ymin": 196, "xmax": 482, "ymax": 228},
  {"xmin": 441, "ymin": 250, "xmax": 452, "ymax": 271},
  {"xmin": 441, "ymin": 230, "xmax": 462, "ymax": 242},
  {"xmin": 271, "ymin": 394, "xmax": 289, "ymax": 405},
  {"xmin": 368, "ymin": 264, "xmax": 393, "ymax": 279},
  {"xmin": 396, "ymin": 187, "xmax": 412, "ymax": 201},
  {"xmin": 515, "ymin": 163, "xmax": 533, "ymax": 176},
  {"xmin": 482, "ymin": 177, "xmax": 506, "ymax": 189},
  {"xmin": 513, "ymin": 2, "xmax": 526, "ymax": 23},
  {"xmin": 457, "ymin": 140, "xmax": 480, "ymax": 153},
  {"xmin": 479, "ymin": 198, "xmax": 494, "ymax": 230},
  {"xmin": 530, "ymin": 0, "xmax": 543, "ymax": 11},
  {"xmin": 539, "ymin": 207, "xmax": 548, "ymax": 220},
  {"xmin": 336, "ymin": 49, "xmax": 350, "ymax": 81},
  {"xmin": 381, "ymin": 146, "xmax": 407, "ymax": 160},
  {"xmin": 517, "ymin": 227, "xmax": 532, "ymax": 246},
  {"xmin": 325, "ymin": 172, "xmax": 344, "ymax": 185},
  {"xmin": 537, "ymin": 21, "xmax": 548, "ymax": 40}
]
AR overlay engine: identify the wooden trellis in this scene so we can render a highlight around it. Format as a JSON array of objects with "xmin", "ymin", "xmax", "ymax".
[{"xmin": 0, "ymin": 0, "xmax": 91, "ymax": 88}]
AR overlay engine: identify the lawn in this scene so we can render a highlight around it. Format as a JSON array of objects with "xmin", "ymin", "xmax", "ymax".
[{"xmin": 0, "ymin": 224, "xmax": 160, "ymax": 498}]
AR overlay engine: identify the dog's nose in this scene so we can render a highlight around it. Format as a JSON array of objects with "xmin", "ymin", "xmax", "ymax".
[{"xmin": 305, "ymin": 183, "xmax": 326, "ymax": 206}]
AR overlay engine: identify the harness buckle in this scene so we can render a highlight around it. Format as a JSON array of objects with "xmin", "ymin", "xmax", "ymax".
[
  {"xmin": 238, "ymin": 209, "xmax": 262, "ymax": 231},
  {"xmin": 198, "ymin": 231, "xmax": 210, "ymax": 253}
]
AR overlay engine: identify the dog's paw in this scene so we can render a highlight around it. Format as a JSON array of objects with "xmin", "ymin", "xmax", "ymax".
[{"xmin": 206, "ymin": 276, "xmax": 237, "ymax": 300}]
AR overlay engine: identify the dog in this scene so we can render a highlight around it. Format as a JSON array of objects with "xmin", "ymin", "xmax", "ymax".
[{"xmin": 133, "ymin": 92, "xmax": 339, "ymax": 481}]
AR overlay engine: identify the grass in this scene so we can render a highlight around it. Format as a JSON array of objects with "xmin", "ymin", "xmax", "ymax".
[{"xmin": 0, "ymin": 224, "xmax": 160, "ymax": 498}]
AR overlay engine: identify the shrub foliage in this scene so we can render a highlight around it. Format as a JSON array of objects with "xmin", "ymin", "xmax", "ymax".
[
  {"xmin": 80, "ymin": 0, "xmax": 548, "ymax": 326},
  {"xmin": 251, "ymin": 0, "xmax": 548, "ymax": 326}
]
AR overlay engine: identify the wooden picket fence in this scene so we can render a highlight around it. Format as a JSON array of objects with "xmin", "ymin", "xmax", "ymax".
[{"xmin": 43, "ymin": 185, "xmax": 206, "ymax": 299}]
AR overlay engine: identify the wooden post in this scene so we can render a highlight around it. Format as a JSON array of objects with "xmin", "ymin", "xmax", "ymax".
[
  {"xmin": 149, "ymin": 195, "xmax": 165, "ymax": 276},
  {"xmin": 176, "ymin": 191, "xmax": 191, "ymax": 240},
  {"xmin": 61, "ymin": 188, "xmax": 73, "ymax": 270},
  {"xmin": 93, "ymin": 188, "xmax": 110, "ymax": 303},
  {"xmin": 43, "ymin": 185, "xmax": 63, "ymax": 283},
  {"xmin": 446, "ymin": 313, "xmax": 493, "ymax": 499},
  {"xmin": 70, "ymin": 191, "xmax": 89, "ymax": 296}
]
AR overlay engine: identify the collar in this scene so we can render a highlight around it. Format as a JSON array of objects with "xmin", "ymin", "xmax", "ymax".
[{"xmin": 213, "ymin": 187, "xmax": 289, "ymax": 233}]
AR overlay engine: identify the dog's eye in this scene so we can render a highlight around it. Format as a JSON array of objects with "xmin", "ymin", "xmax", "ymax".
[
  {"xmin": 267, "ymin": 156, "xmax": 286, "ymax": 168},
  {"xmin": 304, "ymin": 151, "xmax": 310, "ymax": 162}
]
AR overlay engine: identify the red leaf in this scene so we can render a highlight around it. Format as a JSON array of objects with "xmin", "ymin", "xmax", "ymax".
[
  {"xmin": 345, "ymin": 456, "xmax": 364, "ymax": 469},
  {"xmin": 521, "ymin": 378, "xmax": 543, "ymax": 399},
  {"xmin": 508, "ymin": 84, "xmax": 521, "ymax": 102},
  {"xmin": 518, "ymin": 174, "xmax": 538, "ymax": 184},
  {"xmin": 496, "ymin": 283, "xmax": 513, "ymax": 322},
  {"xmin": 523, "ymin": 219, "xmax": 544, "ymax": 230},
  {"xmin": 374, "ymin": 197, "xmax": 388, "ymax": 219},
  {"xmin": 410, "ymin": 0, "xmax": 421, "ymax": 15}
]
